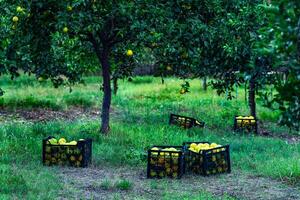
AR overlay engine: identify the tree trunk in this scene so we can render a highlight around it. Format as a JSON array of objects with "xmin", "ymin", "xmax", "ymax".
[
  {"xmin": 202, "ymin": 77, "xmax": 207, "ymax": 91},
  {"xmin": 249, "ymin": 77, "xmax": 256, "ymax": 117},
  {"xmin": 100, "ymin": 48, "xmax": 111, "ymax": 134},
  {"xmin": 113, "ymin": 78, "xmax": 118, "ymax": 95},
  {"xmin": 161, "ymin": 75, "xmax": 164, "ymax": 84}
]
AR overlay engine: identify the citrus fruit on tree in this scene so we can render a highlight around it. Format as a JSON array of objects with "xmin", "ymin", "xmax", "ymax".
[
  {"xmin": 12, "ymin": 16, "xmax": 19, "ymax": 22},
  {"xmin": 16, "ymin": 6, "xmax": 23, "ymax": 13},
  {"xmin": 126, "ymin": 49, "xmax": 133, "ymax": 57},
  {"xmin": 67, "ymin": 6, "xmax": 72, "ymax": 11},
  {"xmin": 63, "ymin": 27, "xmax": 68, "ymax": 33}
]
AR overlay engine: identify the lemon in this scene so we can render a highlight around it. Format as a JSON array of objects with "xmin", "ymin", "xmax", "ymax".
[
  {"xmin": 159, "ymin": 172, "xmax": 165, "ymax": 177},
  {"xmin": 126, "ymin": 49, "xmax": 133, "ymax": 57},
  {"xmin": 212, "ymin": 156, "xmax": 216, "ymax": 162},
  {"xmin": 166, "ymin": 66, "xmax": 172, "ymax": 71},
  {"xmin": 48, "ymin": 138, "xmax": 58, "ymax": 145},
  {"xmin": 58, "ymin": 138, "xmax": 67, "ymax": 144},
  {"xmin": 180, "ymin": 88, "xmax": 186, "ymax": 94},
  {"xmin": 45, "ymin": 160, "xmax": 50, "ymax": 166},
  {"xmin": 166, "ymin": 167, "xmax": 172, "ymax": 174},
  {"xmin": 66, "ymin": 141, "xmax": 77, "ymax": 145},
  {"xmin": 70, "ymin": 155, "xmax": 76, "ymax": 161},
  {"xmin": 210, "ymin": 143, "xmax": 218, "ymax": 148},
  {"xmin": 190, "ymin": 143, "xmax": 197, "ymax": 149},
  {"xmin": 45, "ymin": 146, "xmax": 51, "ymax": 153},
  {"xmin": 63, "ymin": 27, "xmax": 68, "ymax": 33},
  {"xmin": 172, "ymin": 172, "xmax": 178, "ymax": 178},
  {"xmin": 16, "ymin": 6, "xmax": 23, "ymax": 13},
  {"xmin": 67, "ymin": 6, "xmax": 72, "ymax": 11},
  {"xmin": 12, "ymin": 16, "xmax": 19, "ymax": 22},
  {"xmin": 150, "ymin": 171, "xmax": 156, "ymax": 177}
]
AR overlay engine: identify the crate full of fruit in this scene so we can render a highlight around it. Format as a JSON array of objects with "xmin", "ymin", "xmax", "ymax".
[
  {"xmin": 183, "ymin": 142, "xmax": 231, "ymax": 176},
  {"xmin": 234, "ymin": 115, "xmax": 257, "ymax": 133},
  {"xmin": 147, "ymin": 146, "xmax": 184, "ymax": 179},
  {"xmin": 169, "ymin": 114, "xmax": 205, "ymax": 129},
  {"xmin": 42, "ymin": 136, "xmax": 92, "ymax": 167}
]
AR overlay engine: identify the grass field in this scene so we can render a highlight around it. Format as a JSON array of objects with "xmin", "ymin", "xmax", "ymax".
[{"xmin": 0, "ymin": 75, "xmax": 299, "ymax": 199}]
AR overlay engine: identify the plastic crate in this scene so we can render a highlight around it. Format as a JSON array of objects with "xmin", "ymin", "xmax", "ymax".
[
  {"xmin": 169, "ymin": 114, "xmax": 205, "ymax": 129},
  {"xmin": 147, "ymin": 146, "xmax": 185, "ymax": 179},
  {"xmin": 183, "ymin": 142, "xmax": 231, "ymax": 176},
  {"xmin": 42, "ymin": 136, "xmax": 92, "ymax": 167},
  {"xmin": 233, "ymin": 116, "xmax": 258, "ymax": 133}
]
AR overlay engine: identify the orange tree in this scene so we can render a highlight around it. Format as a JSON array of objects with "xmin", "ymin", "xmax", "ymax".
[
  {"xmin": 147, "ymin": 0, "xmax": 266, "ymax": 118},
  {"xmin": 0, "ymin": 0, "xmax": 159, "ymax": 134},
  {"xmin": 257, "ymin": 1, "xmax": 300, "ymax": 130}
]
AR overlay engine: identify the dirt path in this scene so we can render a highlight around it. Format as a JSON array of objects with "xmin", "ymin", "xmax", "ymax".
[
  {"xmin": 57, "ymin": 166, "xmax": 300, "ymax": 200},
  {"xmin": 0, "ymin": 107, "xmax": 101, "ymax": 122}
]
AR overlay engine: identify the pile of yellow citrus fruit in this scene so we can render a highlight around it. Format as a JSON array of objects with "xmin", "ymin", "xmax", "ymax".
[
  {"xmin": 46, "ymin": 137, "xmax": 78, "ymax": 145},
  {"xmin": 236, "ymin": 116, "xmax": 256, "ymax": 126},
  {"xmin": 186, "ymin": 142, "xmax": 229, "ymax": 175},
  {"xmin": 149, "ymin": 147, "xmax": 181, "ymax": 178},
  {"xmin": 44, "ymin": 138, "xmax": 85, "ymax": 167},
  {"xmin": 188, "ymin": 142, "xmax": 223, "ymax": 153}
]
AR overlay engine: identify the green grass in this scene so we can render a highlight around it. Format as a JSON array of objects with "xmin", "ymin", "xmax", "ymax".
[{"xmin": 0, "ymin": 74, "xmax": 299, "ymax": 199}]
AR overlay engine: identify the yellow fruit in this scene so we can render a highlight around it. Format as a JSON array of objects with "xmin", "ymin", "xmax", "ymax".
[
  {"xmin": 212, "ymin": 156, "xmax": 216, "ymax": 162},
  {"xmin": 126, "ymin": 49, "xmax": 133, "ymax": 57},
  {"xmin": 48, "ymin": 138, "xmax": 58, "ymax": 145},
  {"xmin": 248, "ymin": 116, "xmax": 255, "ymax": 119},
  {"xmin": 16, "ymin": 6, "xmax": 23, "ymax": 13},
  {"xmin": 210, "ymin": 143, "xmax": 218, "ymax": 148},
  {"xmin": 180, "ymin": 88, "xmax": 186, "ymax": 94},
  {"xmin": 159, "ymin": 172, "xmax": 165, "ymax": 177},
  {"xmin": 67, "ymin": 6, "xmax": 73, "ymax": 11},
  {"xmin": 70, "ymin": 155, "xmax": 76, "ymax": 161},
  {"xmin": 51, "ymin": 157, "xmax": 56, "ymax": 163},
  {"xmin": 190, "ymin": 143, "xmax": 197, "ymax": 149},
  {"xmin": 236, "ymin": 116, "xmax": 243, "ymax": 119},
  {"xmin": 166, "ymin": 167, "xmax": 172, "ymax": 174},
  {"xmin": 67, "ymin": 141, "xmax": 77, "ymax": 145},
  {"xmin": 45, "ymin": 146, "xmax": 51, "ymax": 153},
  {"xmin": 237, "ymin": 119, "xmax": 242, "ymax": 124},
  {"xmin": 75, "ymin": 161, "xmax": 81, "ymax": 167},
  {"xmin": 63, "ymin": 27, "xmax": 68, "ymax": 33},
  {"xmin": 250, "ymin": 120, "xmax": 256, "ymax": 124},
  {"xmin": 150, "ymin": 171, "xmax": 156, "ymax": 177},
  {"xmin": 158, "ymin": 158, "xmax": 164, "ymax": 164},
  {"xmin": 12, "ymin": 16, "xmax": 19, "ymax": 22},
  {"xmin": 58, "ymin": 138, "xmax": 67, "ymax": 144},
  {"xmin": 172, "ymin": 172, "xmax": 178, "ymax": 178},
  {"xmin": 166, "ymin": 66, "xmax": 172, "ymax": 71}
]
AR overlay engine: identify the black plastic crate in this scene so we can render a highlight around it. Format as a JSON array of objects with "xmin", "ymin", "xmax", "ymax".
[
  {"xmin": 233, "ymin": 116, "xmax": 258, "ymax": 133},
  {"xmin": 183, "ymin": 142, "xmax": 231, "ymax": 176},
  {"xmin": 42, "ymin": 136, "xmax": 92, "ymax": 167},
  {"xmin": 147, "ymin": 146, "xmax": 185, "ymax": 179},
  {"xmin": 169, "ymin": 114, "xmax": 205, "ymax": 129}
]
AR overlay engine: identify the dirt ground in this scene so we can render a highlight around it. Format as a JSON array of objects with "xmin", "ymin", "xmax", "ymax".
[{"xmin": 57, "ymin": 166, "xmax": 300, "ymax": 200}]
